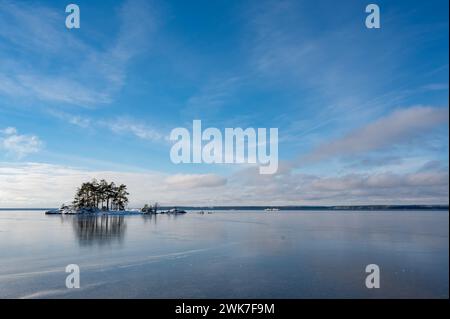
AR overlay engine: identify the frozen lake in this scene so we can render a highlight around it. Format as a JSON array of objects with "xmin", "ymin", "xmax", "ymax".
[{"xmin": 0, "ymin": 210, "xmax": 448, "ymax": 298}]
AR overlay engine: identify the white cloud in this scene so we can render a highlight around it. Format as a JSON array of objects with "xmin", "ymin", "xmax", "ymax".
[
  {"xmin": 228, "ymin": 163, "xmax": 449, "ymax": 205},
  {"xmin": 1, "ymin": 127, "xmax": 17, "ymax": 135},
  {"xmin": 0, "ymin": 163, "xmax": 227, "ymax": 208},
  {"xmin": 0, "ymin": 161, "xmax": 447, "ymax": 208},
  {"xmin": 165, "ymin": 174, "xmax": 227, "ymax": 188},
  {"xmin": 0, "ymin": 128, "xmax": 43, "ymax": 159},
  {"xmin": 302, "ymin": 106, "xmax": 449, "ymax": 164}
]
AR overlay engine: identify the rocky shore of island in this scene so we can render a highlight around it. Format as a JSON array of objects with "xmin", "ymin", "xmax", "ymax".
[
  {"xmin": 45, "ymin": 179, "xmax": 187, "ymax": 215},
  {"xmin": 45, "ymin": 207, "xmax": 187, "ymax": 215}
]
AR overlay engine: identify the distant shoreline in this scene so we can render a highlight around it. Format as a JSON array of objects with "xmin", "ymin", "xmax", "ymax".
[{"xmin": 1, "ymin": 205, "xmax": 448, "ymax": 211}]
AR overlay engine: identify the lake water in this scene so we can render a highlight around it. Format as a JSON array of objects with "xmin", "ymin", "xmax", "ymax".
[{"xmin": 0, "ymin": 210, "xmax": 448, "ymax": 299}]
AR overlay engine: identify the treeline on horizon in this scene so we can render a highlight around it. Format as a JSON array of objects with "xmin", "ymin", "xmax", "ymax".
[{"xmin": 156, "ymin": 205, "xmax": 450, "ymax": 211}]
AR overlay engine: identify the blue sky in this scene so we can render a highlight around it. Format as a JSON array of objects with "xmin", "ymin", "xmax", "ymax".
[{"xmin": 0, "ymin": 0, "xmax": 448, "ymax": 207}]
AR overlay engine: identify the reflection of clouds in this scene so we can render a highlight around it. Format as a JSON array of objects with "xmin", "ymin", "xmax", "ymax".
[
  {"xmin": 165, "ymin": 211, "xmax": 449, "ymax": 259},
  {"xmin": 137, "ymin": 212, "xmax": 291, "ymax": 256},
  {"xmin": 211, "ymin": 214, "xmax": 293, "ymax": 257},
  {"xmin": 152, "ymin": 214, "xmax": 228, "ymax": 242},
  {"xmin": 71, "ymin": 215, "xmax": 127, "ymax": 246}
]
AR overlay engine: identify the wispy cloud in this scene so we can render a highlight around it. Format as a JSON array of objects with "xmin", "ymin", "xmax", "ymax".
[
  {"xmin": 0, "ymin": 127, "xmax": 43, "ymax": 159},
  {"xmin": 183, "ymin": 76, "xmax": 242, "ymax": 118},
  {"xmin": 48, "ymin": 110, "xmax": 166, "ymax": 142},
  {"xmin": 241, "ymin": 0, "xmax": 449, "ymax": 144},
  {"xmin": 421, "ymin": 83, "xmax": 449, "ymax": 91},
  {"xmin": 48, "ymin": 110, "xmax": 92, "ymax": 128},
  {"xmin": 0, "ymin": 0, "xmax": 156, "ymax": 106},
  {"xmin": 101, "ymin": 117, "xmax": 166, "ymax": 142}
]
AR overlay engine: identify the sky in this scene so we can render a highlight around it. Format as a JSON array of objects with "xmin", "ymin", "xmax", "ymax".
[{"xmin": 0, "ymin": 0, "xmax": 448, "ymax": 208}]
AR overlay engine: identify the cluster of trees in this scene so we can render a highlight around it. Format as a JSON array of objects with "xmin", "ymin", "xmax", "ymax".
[{"xmin": 73, "ymin": 179, "xmax": 129, "ymax": 211}]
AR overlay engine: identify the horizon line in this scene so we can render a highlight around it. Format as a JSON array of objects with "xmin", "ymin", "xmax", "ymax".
[{"xmin": 0, "ymin": 204, "xmax": 448, "ymax": 211}]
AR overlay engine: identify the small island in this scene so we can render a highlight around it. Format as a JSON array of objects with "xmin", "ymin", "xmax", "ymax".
[{"xmin": 45, "ymin": 179, "xmax": 187, "ymax": 215}]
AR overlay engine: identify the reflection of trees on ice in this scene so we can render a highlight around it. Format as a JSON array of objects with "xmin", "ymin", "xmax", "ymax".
[{"xmin": 71, "ymin": 215, "xmax": 127, "ymax": 246}]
